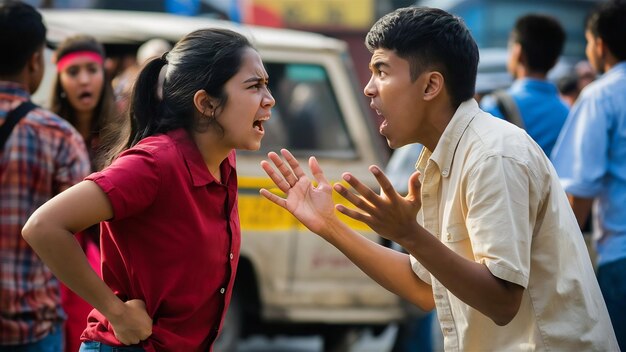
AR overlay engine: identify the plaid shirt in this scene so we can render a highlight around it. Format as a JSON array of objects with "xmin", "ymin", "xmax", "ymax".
[{"xmin": 0, "ymin": 82, "xmax": 90, "ymax": 345}]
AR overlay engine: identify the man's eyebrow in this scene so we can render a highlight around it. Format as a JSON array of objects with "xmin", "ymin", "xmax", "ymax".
[{"xmin": 370, "ymin": 60, "xmax": 389, "ymax": 70}]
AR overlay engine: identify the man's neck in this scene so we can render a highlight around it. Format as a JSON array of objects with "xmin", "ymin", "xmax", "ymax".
[
  {"xmin": 0, "ymin": 73, "xmax": 30, "ymax": 93},
  {"xmin": 515, "ymin": 66, "xmax": 548, "ymax": 81}
]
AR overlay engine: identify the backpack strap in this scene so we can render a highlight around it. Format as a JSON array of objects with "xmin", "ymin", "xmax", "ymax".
[
  {"xmin": 0, "ymin": 101, "xmax": 37, "ymax": 151},
  {"xmin": 492, "ymin": 90, "xmax": 525, "ymax": 130}
]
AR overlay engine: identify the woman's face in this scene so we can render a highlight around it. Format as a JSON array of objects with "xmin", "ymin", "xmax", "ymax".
[
  {"xmin": 59, "ymin": 54, "xmax": 105, "ymax": 115},
  {"xmin": 216, "ymin": 47, "xmax": 275, "ymax": 151}
]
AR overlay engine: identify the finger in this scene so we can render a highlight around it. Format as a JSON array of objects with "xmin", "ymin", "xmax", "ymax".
[
  {"xmin": 341, "ymin": 172, "xmax": 382, "ymax": 207},
  {"xmin": 268, "ymin": 151, "xmax": 298, "ymax": 186},
  {"xmin": 309, "ymin": 157, "xmax": 329, "ymax": 186},
  {"xmin": 260, "ymin": 160, "xmax": 291, "ymax": 193},
  {"xmin": 333, "ymin": 182, "xmax": 375, "ymax": 213},
  {"xmin": 335, "ymin": 204, "xmax": 372, "ymax": 224},
  {"xmin": 117, "ymin": 335, "xmax": 135, "ymax": 346},
  {"xmin": 406, "ymin": 170, "xmax": 422, "ymax": 202},
  {"xmin": 126, "ymin": 299, "xmax": 146, "ymax": 310},
  {"xmin": 369, "ymin": 165, "xmax": 400, "ymax": 200},
  {"xmin": 260, "ymin": 188, "xmax": 288, "ymax": 209},
  {"xmin": 281, "ymin": 149, "xmax": 307, "ymax": 180}
]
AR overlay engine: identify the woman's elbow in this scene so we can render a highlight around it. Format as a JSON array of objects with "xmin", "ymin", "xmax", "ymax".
[
  {"xmin": 406, "ymin": 291, "xmax": 436, "ymax": 312},
  {"xmin": 22, "ymin": 212, "xmax": 48, "ymax": 246}
]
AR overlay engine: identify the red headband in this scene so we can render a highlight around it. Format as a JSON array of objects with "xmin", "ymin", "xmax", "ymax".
[{"xmin": 56, "ymin": 51, "xmax": 104, "ymax": 72}]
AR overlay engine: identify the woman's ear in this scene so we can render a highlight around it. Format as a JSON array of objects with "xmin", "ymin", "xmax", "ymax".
[
  {"xmin": 423, "ymin": 71, "xmax": 444, "ymax": 101},
  {"xmin": 193, "ymin": 90, "xmax": 215, "ymax": 116}
]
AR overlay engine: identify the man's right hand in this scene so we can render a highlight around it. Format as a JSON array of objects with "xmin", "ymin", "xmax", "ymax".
[{"xmin": 109, "ymin": 299, "xmax": 153, "ymax": 345}]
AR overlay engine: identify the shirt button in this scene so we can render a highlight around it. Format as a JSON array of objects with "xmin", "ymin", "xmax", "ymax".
[
  {"xmin": 229, "ymin": 253, "xmax": 234, "ymax": 260},
  {"xmin": 220, "ymin": 288, "xmax": 225, "ymax": 294}
]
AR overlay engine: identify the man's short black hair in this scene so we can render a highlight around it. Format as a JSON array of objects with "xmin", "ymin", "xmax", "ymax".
[
  {"xmin": 511, "ymin": 14, "xmax": 566, "ymax": 73},
  {"xmin": 365, "ymin": 6, "xmax": 479, "ymax": 107},
  {"xmin": 586, "ymin": 0, "xmax": 626, "ymax": 61},
  {"xmin": 0, "ymin": 0, "xmax": 46, "ymax": 75}
]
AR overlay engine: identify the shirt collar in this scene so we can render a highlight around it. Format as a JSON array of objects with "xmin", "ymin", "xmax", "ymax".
[
  {"xmin": 0, "ymin": 82, "xmax": 31, "ymax": 101},
  {"xmin": 417, "ymin": 99, "xmax": 480, "ymax": 178},
  {"xmin": 605, "ymin": 61, "xmax": 626, "ymax": 77},
  {"xmin": 166, "ymin": 128, "xmax": 236, "ymax": 187},
  {"xmin": 510, "ymin": 78, "xmax": 558, "ymax": 94}
]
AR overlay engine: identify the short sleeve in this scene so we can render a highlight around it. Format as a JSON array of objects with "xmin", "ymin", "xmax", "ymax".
[
  {"xmin": 464, "ymin": 155, "xmax": 532, "ymax": 288},
  {"xmin": 86, "ymin": 147, "xmax": 160, "ymax": 220}
]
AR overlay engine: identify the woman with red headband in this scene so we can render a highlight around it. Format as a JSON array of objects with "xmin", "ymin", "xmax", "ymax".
[{"xmin": 50, "ymin": 34, "xmax": 118, "ymax": 352}]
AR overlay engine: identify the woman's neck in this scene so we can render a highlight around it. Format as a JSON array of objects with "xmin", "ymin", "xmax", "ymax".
[
  {"xmin": 192, "ymin": 131, "xmax": 230, "ymax": 182},
  {"xmin": 75, "ymin": 110, "xmax": 94, "ymax": 141}
]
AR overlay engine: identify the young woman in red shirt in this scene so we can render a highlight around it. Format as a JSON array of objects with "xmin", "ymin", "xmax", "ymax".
[{"xmin": 23, "ymin": 28, "xmax": 275, "ymax": 351}]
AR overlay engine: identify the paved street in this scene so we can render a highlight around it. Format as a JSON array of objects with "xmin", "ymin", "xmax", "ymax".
[{"xmin": 236, "ymin": 325, "xmax": 397, "ymax": 352}]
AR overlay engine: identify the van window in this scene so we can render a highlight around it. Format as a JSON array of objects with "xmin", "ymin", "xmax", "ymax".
[{"xmin": 249, "ymin": 62, "xmax": 356, "ymax": 158}]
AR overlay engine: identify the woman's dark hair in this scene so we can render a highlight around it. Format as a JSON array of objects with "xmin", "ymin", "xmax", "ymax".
[
  {"xmin": 365, "ymin": 6, "xmax": 479, "ymax": 107},
  {"xmin": 50, "ymin": 35, "xmax": 117, "ymax": 170},
  {"xmin": 586, "ymin": 0, "xmax": 626, "ymax": 61},
  {"xmin": 102, "ymin": 28, "xmax": 253, "ymax": 164}
]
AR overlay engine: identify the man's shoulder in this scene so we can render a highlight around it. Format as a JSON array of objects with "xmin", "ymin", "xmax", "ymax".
[
  {"xmin": 21, "ymin": 105, "xmax": 83, "ymax": 140},
  {"xmin": 580, "ymin": 70, "xmax": 626, "ymax": 100},
  {"xmin": 466, "ymin": 111, "xmax": 543, "ymax": 161}
]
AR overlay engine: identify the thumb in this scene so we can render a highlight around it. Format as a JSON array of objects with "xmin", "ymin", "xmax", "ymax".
[
  {"xmin": 406, "ymin": 171, "xmax": 422, "ymax": 202},
  {"xmin": 126, "ymin": 299, "xmax": 147, "ymax": 310}
]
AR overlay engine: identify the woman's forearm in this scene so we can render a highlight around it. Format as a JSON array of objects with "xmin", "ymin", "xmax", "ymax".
[{"xmin": 22, "ymin": 221, "xmax": 125, "ymax": 321}]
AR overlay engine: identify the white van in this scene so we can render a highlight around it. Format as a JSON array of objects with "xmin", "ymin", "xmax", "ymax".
[{"xmin": 35, "ymin": 9, "xmax": 404, "ymax": 351}]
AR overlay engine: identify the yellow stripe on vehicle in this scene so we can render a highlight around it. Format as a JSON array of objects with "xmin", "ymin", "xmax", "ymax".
[{"xmin": 238, "ymin": 176, "xmax": 371, "ymax": 231}]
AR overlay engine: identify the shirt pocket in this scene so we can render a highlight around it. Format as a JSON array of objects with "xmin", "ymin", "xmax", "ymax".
[
  {"xmin": 443, "ymin": 223, "xmax": 474, "ymax": 259},
  {"xmin": 443, "ymin": 223, "xmax": 469, "ymax": 242}
]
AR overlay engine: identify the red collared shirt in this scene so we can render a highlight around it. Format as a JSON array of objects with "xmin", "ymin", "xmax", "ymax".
[
  {"xmin": 83, "ymin": 128, "xmax": 240, "ymax": 351},
  {"xmin": 0, "ymin": 82, "xmax": 90, "ymax": 345}
]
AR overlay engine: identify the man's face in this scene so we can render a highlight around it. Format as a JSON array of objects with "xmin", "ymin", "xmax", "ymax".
[
  {"xmin": 585, "ymin": 30, "xmax": 604, "ymax": 74},
  {"xmin": 363, "ymin": 48, "xmax": 426, "ymax": 149},
  {"xmin": 28, "ymin": 46, "xmax": 45, "ymax": 94}
]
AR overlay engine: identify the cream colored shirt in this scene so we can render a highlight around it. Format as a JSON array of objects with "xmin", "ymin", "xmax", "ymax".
[{"xmin": 409, "ymin": 99, "xmax": 618, "ymax": 351}]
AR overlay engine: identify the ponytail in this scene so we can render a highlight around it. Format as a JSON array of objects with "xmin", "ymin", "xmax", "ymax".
[
  {"xmin": 101, "ymin": 29, "xmax": 253, "ymax": 167},
  {"xmin": 127, "ymin": 55, "xmax": 168, "ymax": 148}
]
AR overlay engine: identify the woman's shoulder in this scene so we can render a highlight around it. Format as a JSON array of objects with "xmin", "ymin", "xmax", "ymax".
[{"xmin": 133, "ymin": 133, "xmax": 178, "ymax": 154}]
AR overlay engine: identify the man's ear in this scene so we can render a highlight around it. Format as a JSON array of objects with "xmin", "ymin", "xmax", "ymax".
[
  {"xmin": 596, "ymin": 37, "xmax": 607, "ymax": 60},
  {"xmin": 28, "ymin": 48, "xmax": 43, "ymax": 75},
  {"xmin": 511, "ymin": 43, "xmax": 525, "ymax": 64},
  {"xmin": 423, "ymin": 71, "xmax": 444, "ymax": 101},
  {"xmin": 193, "ymin": 90, "xmax": 216, "ymax": 116}
]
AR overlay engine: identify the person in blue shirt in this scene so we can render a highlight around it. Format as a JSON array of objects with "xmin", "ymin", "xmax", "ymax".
[
  {"xmin": 481, "ymin": 14, "xmax": 568, "ymax": 158},
  {"xmin": 551, "ymin": 1, "xmax": 626, "ymax": 349}
]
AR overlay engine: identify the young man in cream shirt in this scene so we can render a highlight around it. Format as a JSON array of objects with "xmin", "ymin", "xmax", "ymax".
[{"xmin": 259, "ymin": 6, "xmax": 618, "ymax": 351}]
